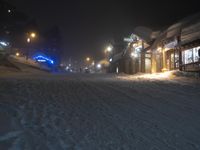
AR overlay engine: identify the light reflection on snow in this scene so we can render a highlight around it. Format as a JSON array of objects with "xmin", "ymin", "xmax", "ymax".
[{"xmin": 118, "ymin": 71, "xmax": 175, "ymax": 80}]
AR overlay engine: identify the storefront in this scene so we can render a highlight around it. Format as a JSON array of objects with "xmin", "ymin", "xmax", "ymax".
[
  {"xmin": 181, "ymin": 45, "xmax": 200, "ymax": 71},
  {"xmin": 165, "ymin": 49, "xmax": 179, "ymax": 70},
  {"xmin": 179, "ymin": 13, "xmax": 200, "ymax": 72}
]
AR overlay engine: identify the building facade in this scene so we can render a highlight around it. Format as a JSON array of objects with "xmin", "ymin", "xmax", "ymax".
[{"xmin": 151, "ymin": 13, "xmax": 200, "ymax": 73}]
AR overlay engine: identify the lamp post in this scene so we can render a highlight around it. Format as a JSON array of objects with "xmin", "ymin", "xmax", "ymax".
[{"xmin": 26, "ymin": 32, "xmax": 36, "ymax": 60}]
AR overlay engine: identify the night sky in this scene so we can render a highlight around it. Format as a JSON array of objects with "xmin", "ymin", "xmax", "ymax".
[{"xmin": 9, "ymin": 0, "xmax": 200, "ymax": 61}]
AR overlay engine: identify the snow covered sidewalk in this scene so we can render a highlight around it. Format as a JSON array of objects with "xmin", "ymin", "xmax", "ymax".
[{"xmin": 0, "ymin": 73, "xmax": 200, "ymax": 150}]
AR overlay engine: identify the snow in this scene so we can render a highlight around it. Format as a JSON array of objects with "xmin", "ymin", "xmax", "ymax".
[
  {"xmin": 9, "ymin": 55, "xmax": 51, "ymax": 71},
  {"xmin": 0, "ymin": 73, "xmax": 200, "ymax": 150}
]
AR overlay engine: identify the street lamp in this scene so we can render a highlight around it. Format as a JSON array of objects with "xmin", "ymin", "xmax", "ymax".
[
  {"xmin": 30, "ymin": 32, "xmax": 36, "ymax": 38},
  {"xmin": 86, "ymin": 57, "xmax": 90, "ymax": 62},
  {"xmin": 107, "ymin": 46, "xmax": 112, "ymax": 52},
  {"xmin": 26, "ymin": 32, "xmax": 37, "ymax": 60},
  {"xmin": 27, "ymin": 32, "xmax": 36, "ymax": 43},
  {"xmin": 97, "ymin": 64, "xmax": 102, "ymax": 69},
  {"xmin": 16, "ymin": 52, "xmax": 20, "ymax": 57}
]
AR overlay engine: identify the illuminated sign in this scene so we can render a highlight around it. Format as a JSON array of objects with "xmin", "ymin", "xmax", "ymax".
[
  {"xmin": 124, "ymin": 38, "xmax": 134, "ymax": 43},
  {"xmin": 33, "ymin": 55, "xmax": 54, "ymax": 64}
]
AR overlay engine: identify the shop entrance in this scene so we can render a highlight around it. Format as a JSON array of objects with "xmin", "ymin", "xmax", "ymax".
[
  {"xmin": 145, "ymin": 53, "xmax": 151, "ymax": 73},
  {"xmin": 166, "ymin": 49, "xmax": 179, "ymax": 70}
]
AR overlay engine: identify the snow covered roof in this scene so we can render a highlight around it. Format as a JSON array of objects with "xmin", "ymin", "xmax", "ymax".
[
  {"xmin": 151, "ymin": 32, "xmax": 166, "ymax": 50},
  {"xmin": 180, "ymin": 13, "xmax": 200, "ymax": 45},
  {"xmin": 150, "ymin": 12, "xmax": 200, "ymax": 49},
  {"xmin": 134, "ymin": 27, "xmax": 154, "ymax": 43},
  {"xmin": 166, "ymin": 23, "xmax": 182, "ymax": 39}
]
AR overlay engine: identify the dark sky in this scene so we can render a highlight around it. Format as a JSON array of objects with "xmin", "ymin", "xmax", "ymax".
[{"xmin": 9, "ymin": 0, "xmax": 200, "ymax": 61}]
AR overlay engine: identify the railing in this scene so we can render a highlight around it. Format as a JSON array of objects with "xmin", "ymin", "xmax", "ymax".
[{"xmin": 181, "ymin": 61, "xmax": 200, "ymax": 72}]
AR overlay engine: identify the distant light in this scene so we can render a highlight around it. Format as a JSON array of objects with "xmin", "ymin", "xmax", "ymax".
[
  {"xmin": 132, "ymin": 43, "xmax": 137, "ymax": 47},
  {"xmin": 27, "ymin": 38, "xmax": 31, "ymax": 43},
  {"xmin": 30, "ymin": 32, "xmax": 36, "ymax": 38},
  {"xmin": 0, "ymin": 41, "xmax": 8, "ymax": 47},
  {"xmin": 116, "ymin": 67, "xmax": 119, "ymax": 74},
  {"xmin": 8, "ymin": 9, "xmax": 11, "ymax": 13},
  {"xmin": 92, "ymin": 61, "xmax": 95, "ymax": 66},
  {"xmin": 97, "ymin": 64, "xmax": 101, "ymax": 69},
  {"xmin": 86, "ymin": 57, "xmax": 90, "ymax": 62},
  {"xmin": 135, "ymin": 46, "xmax": 142, "ymax": 52},
  {"xmin": 109, "ymin": 58, "xmax": 113, "ymax": 62},
  {"xmin": 107, "ymin": 46, "xmax": 112, "ymax": 52},
  {"xmin": 66, "ymin": 66, "xmax": 69, "ymax": 70},
  {"xmin": 16, "ymin": 52, "xmax": 20, "ymax": 57},
  {"xmin": 131, "ymin": 52, "xmax": 138, "ymax": 58},
  {"xmin": 69, "ymin": 64, "xmax": 72, "ymax": 67}
]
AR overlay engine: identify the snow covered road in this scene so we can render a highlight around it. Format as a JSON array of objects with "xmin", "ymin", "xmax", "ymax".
[{"xmin": 0, "ymin": 74, "xmax": 200, "ymax": 150}]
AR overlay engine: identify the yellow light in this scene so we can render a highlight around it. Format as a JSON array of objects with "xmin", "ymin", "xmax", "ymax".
[
  {"xmin": 131, "ymin": 52, "xmax": 138, "ymax": 58},
  {"xmin": 132, "ymin": 43, "xmax": 137, "ymax": 48},
  {"xmin": 86, "ymin": 57, "xmax": 90, "ymax": 62},
  {"xmin": 118, "ymin": 71, "xmax": 175, "ymax": 80},
  {"xmin": 30, "ymin": 32, "xmax": 36, "ymax": 38},
  {"xmin": 157, "ymin": 47, "xmax": 162, "ymax": 52},
  {"xmin": 162, "ymin": 68, "xmax": 168, "ymax": 72},
  {"xmin": 16, "ymin": 52, "xmax": 20, "ymax": 57},
  {"xmin": 164, "ymin": 48, "xmax": 169, "ymax": 51}
]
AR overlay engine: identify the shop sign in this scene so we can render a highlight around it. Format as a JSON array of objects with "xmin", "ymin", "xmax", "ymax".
[{"xmin": 164, "ymin": 39, "xmax": 178, "ymax": 49}]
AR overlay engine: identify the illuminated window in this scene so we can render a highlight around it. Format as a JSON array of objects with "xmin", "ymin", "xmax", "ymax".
[
  {"xmin": 193, "ymin": 47, "xmax": 200, "ymax": 62},
  {"xmin": 184, "ymin": 49, "xmax": 193, "ymax": 64},
  {"xmin": 182, "ymin": 46, "xmax": 200, "ymax": 64}
]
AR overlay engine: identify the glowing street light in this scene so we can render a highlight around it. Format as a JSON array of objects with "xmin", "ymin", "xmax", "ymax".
[
  {"xmin": 97, "ymin": 64, "xmax": 102, "ymax": 69},
  {"xmin": 16, "ymin": 52, "xmax": 20, "ymax": 57},
  {"xmin": 27, "ymin": 38, "xmax": 31, "ymax": 43},
  {"xmin": 30, "ymin": 32, "xmax": 36, "ymax": 38},
  {"xmin": 107, "ymin": 46, "xmax": 112, "ymax": 52},
  {"xmin": 86, "ymin": 57, "xmax": 91, "ymax": 62},
  {"xmin": 27, "ymin": 32, "xmax": 37, "ymax": 43}
]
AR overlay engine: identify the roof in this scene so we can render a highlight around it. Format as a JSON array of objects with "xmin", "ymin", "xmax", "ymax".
[
  {"xmin": 150, "ymin": 12, "xmax": 200, "ymax": 50},
  {"xmin": 180, "ymin": 13, "xmax": 200, "ymax": 45},
  {"xmin": 134, "ymin": 27, "xmax": 153, "ymax": 43}
]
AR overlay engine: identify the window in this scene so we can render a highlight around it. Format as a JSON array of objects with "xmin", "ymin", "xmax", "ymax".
[
  {"xmin": 182, "ymin": 46, "xmax": 200, "ymax": 64},
  {"xmin": 193, "ymin": 47, "xmax": 200, "ymax": 62},
  {"xmin": 183, "ymin": 49, "xmax": 193, "ymax": 64}
]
